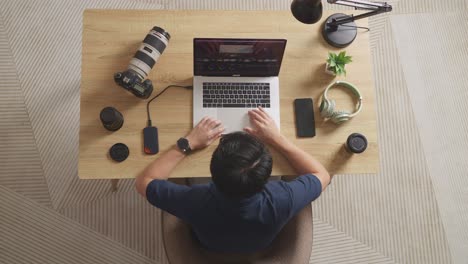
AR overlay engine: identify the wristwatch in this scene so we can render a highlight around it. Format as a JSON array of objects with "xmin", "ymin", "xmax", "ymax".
[{"xmin": 176, "ymin": 137, "xmax": 192, "ymax": 154}]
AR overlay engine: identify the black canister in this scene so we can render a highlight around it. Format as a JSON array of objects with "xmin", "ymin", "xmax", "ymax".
[
  {"xmin": 100, "ymin": 107, "xmax": 124, "ymax": 131},
  {"xmin": 345, "ymin": 133, "xmax": 368, "ymax": 154}
]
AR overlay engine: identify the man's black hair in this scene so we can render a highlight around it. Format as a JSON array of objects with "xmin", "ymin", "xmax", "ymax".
[{"xmin": 210, "ymin": 132, "xmax": 272, "ymax": 199}]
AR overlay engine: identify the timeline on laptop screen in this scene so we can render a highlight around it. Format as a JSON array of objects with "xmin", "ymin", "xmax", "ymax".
[
  {"xmin": 194, "ymin": 38, "xmax": 287, "ymax": 77},
  {"xmin": 219, "ymin": 45, "xmax": 254, "ymax": 54}
]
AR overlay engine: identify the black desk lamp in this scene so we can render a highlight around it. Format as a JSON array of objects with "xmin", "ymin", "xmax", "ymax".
[{"xmin": 291, "ymin": 0, "xmax": 392, "ymax": 47}]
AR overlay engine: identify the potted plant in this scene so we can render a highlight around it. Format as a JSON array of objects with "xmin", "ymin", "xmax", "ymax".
[{"xmin": 325, "ymin": 51, "xmax": 352, "ymax": 76}]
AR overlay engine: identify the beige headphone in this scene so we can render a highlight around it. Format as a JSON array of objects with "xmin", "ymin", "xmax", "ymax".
[{"xmin": 319, "ymin": 81, "xmax": 363, "ymax": 124}]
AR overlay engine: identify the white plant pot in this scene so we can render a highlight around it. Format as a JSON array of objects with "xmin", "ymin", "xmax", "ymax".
[{"xmin": 325, "ymin": 63, "xmax": 336, "ymax": 76}]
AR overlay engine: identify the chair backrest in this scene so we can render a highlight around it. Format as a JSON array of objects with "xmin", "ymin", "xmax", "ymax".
[{"xmin": 161, "ymin": 204, "xmax": 313, "ymax": 264}]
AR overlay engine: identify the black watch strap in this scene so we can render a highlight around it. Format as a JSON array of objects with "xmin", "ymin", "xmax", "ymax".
[{"xmin": 177, "ymin": 138, "xmax": 192, "ymax": 154}]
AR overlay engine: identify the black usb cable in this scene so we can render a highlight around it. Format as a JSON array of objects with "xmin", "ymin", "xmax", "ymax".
[
  {"xmin": 146, "ymin": 84, "xmax": 193, "ymax": 126},
  {"xmin": 144, "ymin": 84, "xmax": 193, "ymax": 154}
]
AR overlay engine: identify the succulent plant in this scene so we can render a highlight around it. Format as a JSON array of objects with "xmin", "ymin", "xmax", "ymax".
[{"xmin": 326, "ymin": 51, "xmax": 353, "ymax": 76}]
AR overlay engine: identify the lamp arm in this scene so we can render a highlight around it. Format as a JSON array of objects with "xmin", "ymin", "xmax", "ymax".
[
  {"xmin": 328, "ymin": 0, "xmax": 392, "ymax": 10},
  {"xmin": 327, "ymin": 0, "xmax": 392, "ymax": 26}
]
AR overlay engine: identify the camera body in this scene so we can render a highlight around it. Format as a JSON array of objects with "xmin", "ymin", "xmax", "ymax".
[
  {"xmin": 114, "ymin": 70, "xmax": 153, "ymax": 99},
  {"xmin": 114, "ymin": 26, "xmax": 170, "ymax": 99}
]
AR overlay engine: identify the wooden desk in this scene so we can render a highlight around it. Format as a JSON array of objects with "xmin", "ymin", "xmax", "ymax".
[{"xmin": 80, "ymin": 10, "xmax": 378, "ymax": 180}]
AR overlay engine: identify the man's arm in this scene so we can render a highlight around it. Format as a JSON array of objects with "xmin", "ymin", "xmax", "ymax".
[
  {"xmin": 244, "ymin": 107, "xmax": 330, "ymax": 191},
  {"xmin": 135, "ymin": 117, "xmax": 224, "ymax": 197},
  {"xmin": 135, "ymin": 146, "xmax": 185, "ymax": 197}
]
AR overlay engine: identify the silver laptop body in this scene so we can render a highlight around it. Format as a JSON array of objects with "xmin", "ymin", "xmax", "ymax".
[{"xmin": 193, "ymin": 38, "xmax": 287, "ymax": 133}]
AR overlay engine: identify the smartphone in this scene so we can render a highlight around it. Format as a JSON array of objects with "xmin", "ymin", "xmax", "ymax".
[{"xmin": 294, "ymin": 98, "xmax": 316, "ymax": 137}]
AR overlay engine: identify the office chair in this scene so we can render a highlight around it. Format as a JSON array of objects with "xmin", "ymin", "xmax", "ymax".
[{"xmin": 161, "ymin": 204, "xmax": 313, "ymax": 264}]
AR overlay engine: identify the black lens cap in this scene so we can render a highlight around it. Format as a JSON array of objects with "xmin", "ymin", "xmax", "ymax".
[
  {"xmin": 100, "ymin": 107, "xmax": 117, "ymax": 124},
  {"xmin": 109, "ymin": 143, "xmax": 129, "ymax": 162}
]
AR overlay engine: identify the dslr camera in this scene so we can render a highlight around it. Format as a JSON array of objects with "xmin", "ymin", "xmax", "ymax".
[{"xmin": 114, "ymin": 26, "xmax": 171, "ymax": 99}]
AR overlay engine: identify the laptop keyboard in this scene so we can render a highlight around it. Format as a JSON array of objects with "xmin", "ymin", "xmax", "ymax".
[{"xmin": 202, "ymin": 82, "xmax": 271, "ymax": 108}]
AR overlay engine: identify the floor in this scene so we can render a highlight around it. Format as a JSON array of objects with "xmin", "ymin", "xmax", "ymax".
[{"xmin": 1, "ymin": 0, "xmax": 467, "ymax": 263}]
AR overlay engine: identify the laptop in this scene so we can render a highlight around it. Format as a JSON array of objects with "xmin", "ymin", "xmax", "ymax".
[{"xmin": 193, "ymin": 38, "xmax": 287, "ymax": 133}]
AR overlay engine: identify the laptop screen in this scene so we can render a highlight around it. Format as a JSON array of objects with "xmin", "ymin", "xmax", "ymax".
[{"xmin": 194, "ymin": 38, "xmax": 287, "ymax": 77}]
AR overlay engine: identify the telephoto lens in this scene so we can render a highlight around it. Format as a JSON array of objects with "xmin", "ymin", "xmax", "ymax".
[
  {"xmin": 114, "ymin": 26, "xmax": 171, "ymax": 99},
  {"xmin": 129, "ymin": 26, "xmax": 170, "ymax": 80}
]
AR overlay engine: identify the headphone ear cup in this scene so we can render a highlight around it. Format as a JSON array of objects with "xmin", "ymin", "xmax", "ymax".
[
  {"xmin": 320, "ymin": 99, "xmax": 336, "ymax": 119},
  {"xmin": 319, "ymin": 99, "xmax": 328, "ymax": 118},
  {"xmin": 332, "ymin": 111, "xmax": 350, "ymax": 124}
]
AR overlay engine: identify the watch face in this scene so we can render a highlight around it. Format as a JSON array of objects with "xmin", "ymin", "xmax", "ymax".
[{"xmin": 177, "ymin": 138, "xmax": 190, "ymax": 153}]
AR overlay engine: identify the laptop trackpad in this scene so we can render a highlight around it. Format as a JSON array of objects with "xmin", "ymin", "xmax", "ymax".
[{"xmin": 218, "ymin": 109, "xmax": 250, "ymax": 133}]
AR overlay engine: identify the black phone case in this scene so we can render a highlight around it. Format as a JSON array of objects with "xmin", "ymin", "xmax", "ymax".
[
  {"xmin": 143, "ymin": 126, "xmax": 159, "ymax": 155},
  {"xmin": 294, "ymin": 98, "xmax": 316, "ymax": 137}
]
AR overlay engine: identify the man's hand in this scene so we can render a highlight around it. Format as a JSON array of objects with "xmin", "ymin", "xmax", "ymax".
[
  {"xmin": 186, "ymin": 117, "xmax": 224, "ymax": 151},
  {"xmin": 244, "ymin": 107, "xmax": 282, "ymax": 145}
]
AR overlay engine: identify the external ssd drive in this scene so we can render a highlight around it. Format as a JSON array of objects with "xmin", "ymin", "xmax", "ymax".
[{"xmin": 143, "ymin": 126, "xmax": 159, "ymax": 154}]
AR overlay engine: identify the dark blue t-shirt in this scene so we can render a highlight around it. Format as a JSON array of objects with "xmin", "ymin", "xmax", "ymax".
[{"xmin": 146, "ymin": 174, "xmax": 322, "ymax": 253}]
